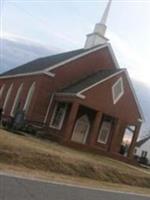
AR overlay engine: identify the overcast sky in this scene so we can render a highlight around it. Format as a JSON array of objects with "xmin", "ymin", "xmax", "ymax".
[{"xmin": 1, "ymin": 0, "xmax": 150, "ymax": 86}]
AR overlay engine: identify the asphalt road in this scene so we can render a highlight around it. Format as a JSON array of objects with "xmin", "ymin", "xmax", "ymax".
[{"xmin": 0, "ymin": 174, "xmax": 150, "ymax": 200}]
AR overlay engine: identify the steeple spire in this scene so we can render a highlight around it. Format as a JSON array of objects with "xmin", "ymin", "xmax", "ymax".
[
  {"xmin": 84, "ymin": 0, "xmax": 112, "ymax": 49},
  {"xmin": 100, "ymin": 0, "xmax": 112, "ymax": 25}
]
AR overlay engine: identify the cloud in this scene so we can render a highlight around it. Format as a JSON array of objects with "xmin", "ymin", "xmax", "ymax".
[
  {"xmin": 0, "ymin": 34, "xmax": 59, "ymax": 73},
  {"xmin": 1, "ymin": 32, "xmax": 59, "ymax": 51},
  {"xmin": 107, "ymin": 31, "xmax": 150, "ymax": 87},
  {"xmin": 133, "ymin": 80, "xmax": 150, "ymax": 136}
]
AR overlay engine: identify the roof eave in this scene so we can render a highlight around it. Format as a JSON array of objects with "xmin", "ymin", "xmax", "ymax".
[
  {"xmin": 77, "ymin": 69, "xmax": 125, "ymax": 95},
  {"xmin": 124, "ymin": 70, "xmax": 145, "ymax": 122},
  {"xmin": 44, "ymin": 43, "xmax": 119, "ymax": 72},
  {"xmin": 55, "ymin": 92, "xmax": 85, "ymax": 99},
  {"xmin": 0, "ymin": 43, "xmax": 119, "ymax": 79},
  {"xmin": 0, "ymin": 71, "xmax": 55, "ymax": 79}
]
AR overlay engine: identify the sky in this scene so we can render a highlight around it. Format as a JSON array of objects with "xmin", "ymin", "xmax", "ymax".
[{"xmin": 1, "ymin": 0, "xmax": 150, "ymax": 86}]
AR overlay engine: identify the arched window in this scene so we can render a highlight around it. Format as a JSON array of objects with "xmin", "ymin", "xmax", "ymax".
[
  {"xmin": 3, "ymin": 83, "xmax": 14, "ymax": 112},
  {"xmin": 97, "ymin": 115, "xmax": 113, "ymax": 144},
  {"xmin": 0, "ymin": 84, "xmax": 5, "ymax": 101},
  {"xmin": 50, "ymin": 102, "xmax": 68, "ymax": 130},
  {"xmin": 23, "ymin": 82, "xmax": 36, "ymax": 114},
  {"xmin": 10, "ymin": 83, "xmax": 24, "ymax": 116},
  {"xmin": 71, "ymin": 115, "xmax": 90, "ymax": 144}
]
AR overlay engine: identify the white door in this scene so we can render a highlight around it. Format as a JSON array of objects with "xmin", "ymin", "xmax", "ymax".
[{"xmin": 71, "ymin": 115, "xmax": 90, "ymax": 144}]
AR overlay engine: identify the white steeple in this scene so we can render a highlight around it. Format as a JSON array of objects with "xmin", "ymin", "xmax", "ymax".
[
  {"xmin": 84, "ymin": 0, "xmax": 112, "ymax": 49},
  {"xmin": 100, "ymin": 0, "xmax": 112, "ymax": 25}
]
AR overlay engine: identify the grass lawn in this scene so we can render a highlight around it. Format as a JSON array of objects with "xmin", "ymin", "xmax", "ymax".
[{"xmin": 0, "ymin": 128, "xmax": 150, "ymax": 195}]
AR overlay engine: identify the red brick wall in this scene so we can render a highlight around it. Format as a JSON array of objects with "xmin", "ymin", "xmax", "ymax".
[
  {"xmin": 50, "ymin": 47, "xmax": 116, "ymax": 90},
  {"xmin": 0, "ymin": 47, "xmax": 116, "ymax": 123},
  {"xmin": 0, "ymin": 76, "xmax": 42, "ymax": 120},
  {"xmin": 77, "ymin": 71, "xmax": 141, "ymax": 124}
]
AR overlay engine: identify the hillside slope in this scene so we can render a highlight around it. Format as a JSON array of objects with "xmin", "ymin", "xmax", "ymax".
[{"xmin": 0, "ymin": 129, "xmax": 150, "ymax": 189}]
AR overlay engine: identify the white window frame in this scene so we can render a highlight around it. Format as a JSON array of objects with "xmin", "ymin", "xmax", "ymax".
[
  {"xmin": 97, "ymin": 121, "xmax": 112, "ymax": 144},
  {"xmin": 141, "ymin": 151, "xmax": 148, "ymax": 158},
  {"xmin": 49, "ymin": 102, "xmax": 67, "ymax": 130},
  {"xmin": 112, "ymin": 77, "xmax": 124, "ymax": 104},
  {"xmin": 10, "ymin": 83, "xmax": 24, "ymax": 116},
  {"xmin": 121, "ymin": 125, "xmax": 135, "ymax": 146},
  {"xmin": 23, "ymin": 82, "xmax": 36, "ymax": 114},
  {"xmin": 3, "ymin": 83, "xmax": 14, "ymax": 111},
  {"xmin": 0, "ymin": 84, "xmax": 5, "ymax": 100}
]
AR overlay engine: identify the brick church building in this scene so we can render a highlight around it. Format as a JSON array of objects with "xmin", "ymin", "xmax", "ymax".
[{"xmin": 0, "ymin": 1, "xmax": 144, "ymax": 161}]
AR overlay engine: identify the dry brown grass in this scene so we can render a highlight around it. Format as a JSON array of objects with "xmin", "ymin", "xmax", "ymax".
[
  {"xmin": 0, "ymin": 128, "xmax": 150, "ymax": 189},
  {"xmin": 0, "ymin": 163, "xmax": 150, "ymax": 196}
]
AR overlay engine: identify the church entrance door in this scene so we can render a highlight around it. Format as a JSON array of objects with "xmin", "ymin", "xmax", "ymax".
[{"xmin": 71, "ymin": 115, "xmax": 90, "ymax": 144}]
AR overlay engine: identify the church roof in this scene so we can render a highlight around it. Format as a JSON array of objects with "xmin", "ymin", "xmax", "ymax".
[
  {"xmin": 136, "ymin": 136, "xmax": 150, "ymax": 147},
  {"xmin": 61, "ymin": 68, "xmax": 123, "ymax": 94},
  {"xmin": 1, "ymin": 45, "xmax": 107, "ymax": 76},
  {"xmin": 1, "ymin": 48, "xmax": 87, "ymax": 76}
]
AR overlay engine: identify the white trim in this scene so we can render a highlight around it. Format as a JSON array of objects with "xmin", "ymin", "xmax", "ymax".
[
  {"xmin": 76, "ymin": 93, "xmax": 85, "ymax": 99},
  {"xmin": 0, "ymin": 84, "xmax": 5, "ymax": 100},
  {"xmin": 43, "ymin": 71, "xmax": 55, "ymax": 77},
  {"xmin": 55, "ymin": 92, "xmax": 77, "ymax": 97},
  {"xmin": 45, "ymin": 43, "xmax": 119, "ymax": 72},
  {"xmin": 0, "ymin": 71, "xmax": 43, "ymax": 79},
  {"xmin": 71, "ymin": 115, "xmax": 90, "ymax": 144},
  {"xmin": 77, "ymin": 70, "xmax": 125, "ymax": 95},
  {"xmin": 112, "ymin": 77, "xmax": 124, "ymax": 104},
  {"xmin": 107, "ymin": 43, "xmax": 120, "ymax": 69},
  {"xmin": 97, "ymin": 121, "xmax": 112, "ymax": 144},
  {"xmin": 0, "ymin": 43, "xmax": 119, "ymax": 79},
  {"xmin": 3, "ymin": 83, "xmax": 14, "ymax": 111},
  {"xmin": 76, "ymin": 69, "xmax": 144, "ymax": 121},
  {"xmin": 43, "ymin": 94, "xmax": 54, "ymax": 124},
  {"xmin": 137, "ymin": 118, "xmax": 143, "ymax": 123},
  {"xmin": 49, "ymin": 102, "xmax": 67, "ymax": 130},
  {"xmin": 45, "ymin": 44, "xmax": 110, "ymax": 72},
  {"xmin": 0, "ymin": 71, "xmax": 55, "ymax": 79},
  {"xmin": 23, "ymin": 82, "xmax": 36, "ymax": 114},
  {"xmin": 55, "ymin": 92, "xmax": 85, "ymax": 99},
  {"xmin": 124, "ymin": 70, "xmax": 145, "ymax": 121},
  {"xmin": 10, "ymin": 83, "xmax": 24, "ymax": 117},
  {"xmin": 55, "ymin": 71, "xmax": 124, "ymax": 100}
]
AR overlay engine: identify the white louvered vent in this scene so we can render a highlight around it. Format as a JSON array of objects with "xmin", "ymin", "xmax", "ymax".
[{"xmin": 112, "ymin": 77, "xmax": 124, "ymax": 104}]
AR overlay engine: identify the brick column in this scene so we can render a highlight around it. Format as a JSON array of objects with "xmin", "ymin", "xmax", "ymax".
[
  {"xmin": 62, "ymin": 102, "xmax": 79, "ymax": 142},
  {"xmin": 109, "ymin": 120, "xmax": 123, "ymax": 153},
  {"xmin": 89, "ymin": 111, "xmax": 102, "ymax": 146},
  {"xmin": 128, "ymin": 122, "xmax": 141, "ymax": 158}
]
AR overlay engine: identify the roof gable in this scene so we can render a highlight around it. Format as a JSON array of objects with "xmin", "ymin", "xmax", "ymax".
[
  {"xmin": 79, "ymin": 70, "xmax": 144, "ymax": 120},
  {"xmin": 0, "ymin": 43, "xmax": 119, "ymax": 78},
  {"xmin": 1, "ymin": 48, "xmax": 85, "ymax": 76},
  {"xmin": 62, "ymin": 69, "xmax": 122, "ymax": 93},
  {"xmin": 60, "ymin": 69, "xmax": 144, "ymax": 121}
]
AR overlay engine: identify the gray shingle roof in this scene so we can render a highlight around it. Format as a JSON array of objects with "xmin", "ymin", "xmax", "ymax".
[
  {"xmin": 61, "ymin": 68, "xmax": 123, "ymax": 94},
  {"xmin": 1, "ymin": 44, "xmax": 105, "ymax": 76},
  {"xmin": 136, "ymin": 136, "xmax": 150, "ymax": 147},
  {"xmin": 1, "ymin": 48, "xmax": 86, "ymax": 76}
]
